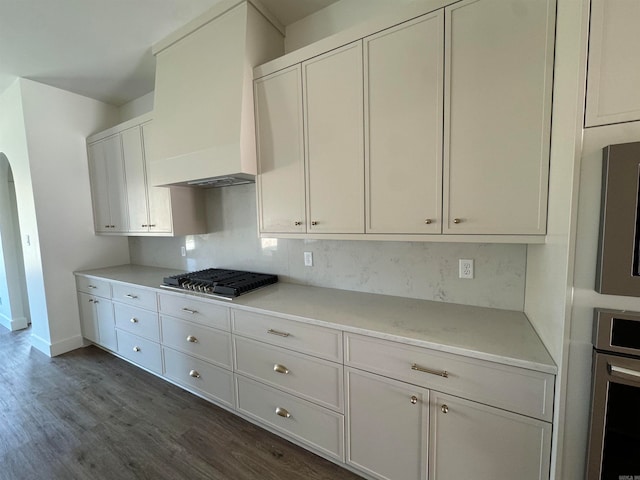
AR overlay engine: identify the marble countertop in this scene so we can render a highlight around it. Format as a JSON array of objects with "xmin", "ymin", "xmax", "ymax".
[{"xmin": 75, "ymin": 264, "xmax": 556, "ymax": 374}]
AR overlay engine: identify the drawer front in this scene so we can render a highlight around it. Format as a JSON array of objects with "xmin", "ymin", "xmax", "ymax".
[
  {"xmin": 116, "ymin": 329, "xmax": 162, "ymax": 374},
  {"xmin": 158, "ymin": 293, "xmax": 230, "ymax": 331},
  {"xmin": 235, "ymin": 375, "xmax": 344, "ymax": 461},
  {"xmin": 234, "ymin": 337, "xmax": 343, "ymax": 412},
  {"xmin": 161, "ymin": 315, "xmax": 232, "ymax": 368},
  {"xmin": 163, "ymin": 347, "xmax": 234, "ymax": 408},
  {"xmin": 232, "ymin": 310, "xmax": 342, "ymax": 362},
  {"xmin": 112, "ymin": 283, "xmax": 157, "ymax": 311},
  {"xmin": 76, "ymin": 276, "xmax": 111, "ymax": 297},
  {"xmin": 345, "ymin": 333, "xmax": 555, "ymax": 422},
  {"xmin": 114, "ymin": 303, "xmax": 160, "ymax": 342}
]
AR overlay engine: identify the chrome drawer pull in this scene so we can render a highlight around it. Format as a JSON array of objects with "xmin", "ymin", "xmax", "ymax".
[
  {"xmin": 275, "ymin": 407, "xmax": 291, "ymax": 419},
  {"xmin": 130, "ymin": 318, "xmax": 138, "ymax": 324},
  {"xmin": 182, "ymin": 308, "xmax": 198, "ymax": 314},
  {"xmin": 411, "ymin": 363, "xmax": 449, "ymax": 378},
  {"xmin": 267, "ymin": 329, "xmax": 290, "ymax": 338},
  {"xmin": 133, "ymin": 346, "xmax": 141, "ymax": 352},
  {"xmin": 273, "ymin": 364, "xmax": 289, "ymax": 375},
  {"xmin": 186, "ymin": 335, "xmax": 198, "ymax": 343},
  {"xmin": 87, "ymin": 285, "xmax": 97, "ymax": 289},
  {"xmin": 441, "ymin": 404, "xmax": 449, "ymax": 414},
  {"xmin": 189, "ymin": 370, "xmax": 201, "ymax": 379},
  {"xmin": 410, "ymin": 396, "xmax": 418, "ymax": 405},
  {"xmin": 125, "ymin": 294, "xmax": 138, "ymax": 299}
]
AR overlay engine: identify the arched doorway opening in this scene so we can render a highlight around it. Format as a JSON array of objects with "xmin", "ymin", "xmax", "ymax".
[{"xmin": 0, "ymin": 152, "xmax": 30, "ymax": 331}]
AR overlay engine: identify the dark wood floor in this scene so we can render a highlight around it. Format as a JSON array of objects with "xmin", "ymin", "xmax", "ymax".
[{"xmin": 0, "ymin": 326, "xmax": 363, "ymax": 480}]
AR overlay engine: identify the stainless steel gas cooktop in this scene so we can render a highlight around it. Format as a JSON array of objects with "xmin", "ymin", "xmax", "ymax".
[{"xmin": 161, "ymin": 268, "xmax": 278, "ymax": 300}]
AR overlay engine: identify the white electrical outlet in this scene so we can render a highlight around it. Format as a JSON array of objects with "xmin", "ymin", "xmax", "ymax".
[
  {"xmin": 459, "ymin": 259, "xmax": 474, "ymax": 279},
  {"xmin": 181, "ymin": 246, "xmax": 186, "ymax": 257},
  {"xmin": 304, "ymin": 251, "xmax": 313, "ymax": 267}
]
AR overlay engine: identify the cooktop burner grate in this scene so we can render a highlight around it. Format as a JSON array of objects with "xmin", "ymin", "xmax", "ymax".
[{"xmin": 162, "ymin": 268, "xmax": 278, "ymax": 298}]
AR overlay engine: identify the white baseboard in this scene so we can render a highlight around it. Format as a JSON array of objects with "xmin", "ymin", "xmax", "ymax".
[
  {"xmin": 0, "ymin": 312, "xmax": 28, "ymax": 331},
  {"xmin": 30, "ymin": 333, "xmax": 84, "ymax": 357}
]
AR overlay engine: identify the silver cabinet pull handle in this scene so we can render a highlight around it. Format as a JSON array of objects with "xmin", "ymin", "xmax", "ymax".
[
  {"xmin": 294, "ymin": 221, "xmax": 302, "ymax": 226},
  {"xmin": 267, "ymin": 329, "xmax": 290, "ymax": 338},
  {"xmin": 125, "ymin": 294, "xmax": 138, "ymax": 299},
  {"xmin": 141, "ymin": 224, "xmax": 148, "ymax": 228},
  {"xmin": 149, "ymin": 225, "xmax": 156, "ymax": 228},
  {"xmin": 130, "ymin": 318, "xmax": 138, "ymax": 323},
  {"xmin": 182, "ymin": 308, "xmax": 198, "ymax": 314},
  {"xmin": 88, "ymin": 285, "xmax": 97, "ymax": 289},
  {"xmin": 275, "ymin": 407, "xmax": 291, "ymax": 418},
  {"xmin": 410, "ymin": 395, "xmax": 418, "ymax": 405},
  {"xmin": 88, "ymin": 299, "xmax": 94, "ymax": 303},
  {"xmin": 453, "ymin": 218, "xmax": 462, "ymax": 224},
  {"xmin": 186, "ymin": 335, "xmax": 198, "ymax": 343},
  {"xmin": 273, "ymin": 364, "xmax": 289, "ymax": 375},
  {"xmin": 441, "ymin": 404, "xmax": 449, "ymax": 414},
  {"xmin": 189, "ymin": 370, "xmax": 201, "ymax": 378},
  {"xmin": 94, "ymin": 300, "xmax": 99, "ymax": 304},
  {"xmin": 133, "ymin": 346, "xmax": 141, "ymax": 352},
  {"xmin": 311, "ymin": 221, "xmax": 318, "ymax": 226},
  {"xmin": 424, "ymin": 219, "xmax": 432, "ymax": 225},
  {"xmin": 609, "ymin": 364, "xmax": 640, "ymax": 380},
  {"xmin": 411, "ymin": 363, "xmax": 449, "ymax": 378}
]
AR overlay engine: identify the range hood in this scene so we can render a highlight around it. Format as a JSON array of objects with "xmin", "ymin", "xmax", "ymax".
[{"xmin": 148, "ymin": 0, "xmax": 284, "ymax": 188}]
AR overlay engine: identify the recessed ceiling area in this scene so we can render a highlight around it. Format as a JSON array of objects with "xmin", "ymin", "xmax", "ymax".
[{"xmin": 0, "ymin": 0, "xmax": 339, "ymax": 106}]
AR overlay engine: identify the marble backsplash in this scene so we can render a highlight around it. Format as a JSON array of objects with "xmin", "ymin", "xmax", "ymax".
[{"xmin": 129, "ymin": 184, "xmax": 527, "ymax": 311}]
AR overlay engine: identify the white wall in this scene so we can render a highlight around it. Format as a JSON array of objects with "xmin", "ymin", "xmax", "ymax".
[
  {"xmin": 119, "ymin": 91, "xmax": 154, "ymax": 123},
  {"xmin": 284, "ymin": 0, "xmax": 414, "ymax": 52},
  {"xmin": 2, "ymin": 79, "xmax": 131, "ymax": 355}
]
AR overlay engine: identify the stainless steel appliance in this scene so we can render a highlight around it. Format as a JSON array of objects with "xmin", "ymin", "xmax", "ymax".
[
  {"xmin": 587, "ymin": 309, "xmax": 640, "ymax": 479},
  {"xmin": 596, "ymin": 141, "xmax": 640, "ymax": 297},
  {"xmin": 161, "ymin": 268, "xmax": 278, "ymax": 300}
]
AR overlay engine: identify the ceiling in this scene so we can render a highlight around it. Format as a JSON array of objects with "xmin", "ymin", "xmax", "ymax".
[{"xmin": 0, "ymin": 0, "xmax": 339, "ymax": 106}]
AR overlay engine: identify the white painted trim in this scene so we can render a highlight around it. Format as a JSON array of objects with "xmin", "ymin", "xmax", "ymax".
[
  {"xmin": 29, "ymin": 333, "xmax": 85, "ymax": 357},
  {"xmin": 87, "ymin": 112, "xmax": 153, "ymax": 144},
  {"xmin": 259, "ymin": 232, "xmax": 546, "ymax": 244},
  {"xmin": 30, "ymin": 333, "xmax": 52, "ymax": 356},
  {"xmin": 0, "ymin": 312, "xmax": 28, "ymax": 331}
]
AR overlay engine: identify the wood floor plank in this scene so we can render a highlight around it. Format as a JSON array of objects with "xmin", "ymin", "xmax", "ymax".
[{"xmin": 0, "ymin": 326, "xmax": 364, "ymax": 480}]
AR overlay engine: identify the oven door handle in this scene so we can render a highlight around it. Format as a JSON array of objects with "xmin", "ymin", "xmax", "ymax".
[{"xmin": 609, "ymin": 363, "xmax": 640, "ymax": 381}]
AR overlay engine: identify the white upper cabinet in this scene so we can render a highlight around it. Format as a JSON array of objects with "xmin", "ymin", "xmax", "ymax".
[
  {"xmin": 150, "ymin": 1, "xmax": 283, "ymax": 187},
  {"xmin": 443, "ymin": 0, "xmax": 554, "ymax": 235},
  {"xmin": 303, "ymin": 42, "xmax": 365, "ymax": 234},
  {"xmin": 87, "ymin": 134, "xmax": 128, "ymax": 233},
  {"xmin": 364, "ymin": 11, "xmax": 443, "ymax": 234},
  {"xmin": 121, "ymin": 125, "xmax": 149, "ymax": 234},
  {"xmin": 585, "ymin": 0, "xmax": 640, "ymax": 127},
  {"xmin": 255, "ymin": 65, "xmax": 306, "ymax": 234}
]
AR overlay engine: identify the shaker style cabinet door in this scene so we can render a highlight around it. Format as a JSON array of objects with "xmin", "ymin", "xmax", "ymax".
[
  {"xmin": 255, "ymin": 65, "xmax": 306, "ymax": 233},
  {"xmin": 365, "ymin": 11, "xmax": 443, "ymax": 234},
  {"xmin": 345, "ymin": 368, "xmax": 428, "ymax": 480},
  {"xmin": 303, "ymin": 41, "xmax": 365, "ymax": 234},
  {"xmin": 78, "ymin": 292, "xmax": 99, "ymax": 343},
  {"xmin": 585, "ymin": 0, "xmax": 640, "ymax": 127},
  {"xmin": 443, "ymin": 0, "xmax": 554, "ymax": 235},
  {"xmin": 141, "ymin": 122, "xmax": 172, "ymax": 234},
  {"xmin": 429, "ymin": 392, "xmax": 551, "ymax": 480},
  {"xmin": 121, "ymin": 125, "xmax": 149, "ymax": 234},
  {"xmin": 87, "ymin": 141, "xmax": 112, "ymax": 234}
]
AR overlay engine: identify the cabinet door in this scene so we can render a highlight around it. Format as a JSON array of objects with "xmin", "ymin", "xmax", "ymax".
[
  {"xmin": 87, "ymin": 141, "xmax": 112, "ymax": 233},
  {"xmin": 303, "ymin": 42, "xmax": 365, "ymax": 234},
  {"xmin": 122, "ymin": 126, "xmax": 150, "ymax": 233},
  {"xmin": 443, "ymin": 0, "xmax": 554, "ymax": 235},
  {"xmin": 103, "ymin": 134, "xmax": 129, "ymax": 232},
  {"xmin": 142, "ymin": 123, "xmax": 172, "ymax": 233},
  {"xmin": 255, "ymin": 65, "xmax": 306, "ymax": 233},
  {"xmin": 94, "ymin": 297, "xmax": 117, "ymax": 351},
  {"xmin": 429, "ymin": 392, "xmax": 551, "ymax": 480},
  {"xmin": 78, "ymin": 292, "xmax": 99, "ymax": 343},
  {"xmin": 365, "ymin": 11, "xmax": 443, "ymax": 234},
  {"xmin": 345, "ymin": 368, "xmax": 428, "ymax": 480},
  {"xmin": 586, "ymin": 0, "xmax": 640, "ymax": 127}
]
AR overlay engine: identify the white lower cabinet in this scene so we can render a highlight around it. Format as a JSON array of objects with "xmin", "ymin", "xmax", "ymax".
[
  {"xmin": 429, "ymin": 392, "xmax": 551, "ymax": 480},
  {"xmin": 346, "ymin": 368, "xmax": 429, "ymax": 480},
  {"xmin": 77, "ymin": 277, "xmax": 117, "ymax": 352},
  {"xmin": 235, "ymin": 375, "xmax": 345, "ymax": 461},
  {"xmin": 116, "ymin": 329, "xmax": 162, "ymax": 374}
]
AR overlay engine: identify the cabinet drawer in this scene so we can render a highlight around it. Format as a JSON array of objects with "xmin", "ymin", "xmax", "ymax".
[
  {"xmin": 76, "ymin": 276, "xmax": 111, "ymax": 297},
  {"xmin": 112, "ymin": 283, "xmax": 157, "ymax": 310},
  {"xmin": 114, "ymin": 303, "xmax": 160, "ymax": 342},
  {"xmin": 232, "ymin": 310, "xmax": 342, "ymax": 362},
  {"xmin": 116, "ymin": 329, "xmax": 162, "ymax": 374},
  {"xmin": 235, "ymin": 375, "xmax": 344, "ymax": 461},
  {"xmin": 158, "ymin": 293, "xmax": 230, "ymax": 331},
  {"xmin": 234, "ymin": 337, "xmax": 343, "ymax": 412},
  {"xmin": 160, "ymin": 315, "xmax": 232, "ymax": 369},
  {"xmin": 163, "ymin": 347, "xmax": 234, "ymax": 408},
  {"xmin": 345, "ymin": 333, "xmax": 554, "ymax": 422}
]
